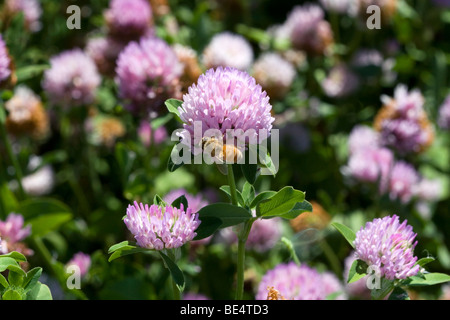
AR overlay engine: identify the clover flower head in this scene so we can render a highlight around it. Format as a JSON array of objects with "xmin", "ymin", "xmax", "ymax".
[
  {"xmin": 178, "ymin": 67, "xmax": 274, "ymax": 154},
  {"xmin": 124, "ymin": 201, "xmax": 201, "ymax": 250},
  {"xmin": 354, "ymin": 215, "xmax": 420, "ymax": 280}
]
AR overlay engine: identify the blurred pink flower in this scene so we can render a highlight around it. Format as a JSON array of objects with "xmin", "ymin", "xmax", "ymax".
[
  {"xmin": 0, "ymin": 34, "xmax": 11, "ymax": 83},
  {"xmin": 116, "ymin": 37, "xmax": 183, "ymax": 114},
  {"xmin": 0, "ymin": 213, "xmax": 31, "ymax": 244},
  {"xmin": 138, "ymin": 121, "xmax": 168, "ymax": 147},
  {"xmin": 221, "ymin": 217, "xmax": 283, "ymax": 252},
  {"xmin": 256, "ymin": 262, "xmax": 345, "ymax": 300},
  {"xmin": 5, "ymin": 0, "xmax": 42, "ymax": 32},
  {"xmin": 321, "ymin": 64, "xmax": 359, "ymax": 98},
  {"xmin": 104, "ymin": 0, "xmax": 153, "ymax": 40},
  {"xmin": 43, "ymin": 49, "xmax": 101, "ymax": 107},
  {"xmin": 67, "ymin": 252, "xmax": 91, "ymax": 277},
  {"xmin": 347, "ymin": 125, "xmax": 380, "ymax": 154},
  {"xmin": 388, "ymin": 161, "xmax": 419, "ymax": 204},
  {"xmin": 438, "ymin": 95, "xmax": 450, "ymax": 130},
  {"xmin": 283, "ymin": 3, "xmax": 333, "ymax": 55},
  {"xmin": 163, "ymin": 189, "xmax": 208, "ymax": 214}
]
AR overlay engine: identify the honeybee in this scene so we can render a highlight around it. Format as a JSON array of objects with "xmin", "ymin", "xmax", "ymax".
[{"xmin": 201, "ymin": 136, "xmax": 243, "ymax": 164}]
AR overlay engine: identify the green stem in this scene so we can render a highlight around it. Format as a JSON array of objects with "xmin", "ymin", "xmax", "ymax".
[
  {"xmin": 235, "ymin": 220, "xmax": 254, "ymax": 300},
  {"xmin": 330, "ymin": 12, "xmax": 340, "ymax": 45},
  {"xmin": 319, "ymin": 237, "xmax": 342, "ymax": 277},
  {"xmin": 235, "ymin": 238, "xmax": 246, "ymax": 300},
  {"xmin": 227, "ymin": 164, "xmax": 238, "ymax": 206},
  {"xmin": 0, "ymin": 118, "xmax": 26, "ymax": 200},
  {"xmin": 226, "ymin": 164, "xmax": 248, "ymax": 300},
  {"xmin": 171, "ymin": 277, "xmax": 181, "ymax": 300},
  {"xmin": 0, "ymin": 156, "xmax": 7, "ymax": 218}
]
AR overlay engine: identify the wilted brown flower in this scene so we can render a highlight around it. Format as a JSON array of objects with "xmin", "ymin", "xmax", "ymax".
[
  {"xmin": 357, "ymin": 0, "xmax": 397, "ymax": 24},
  {"xmin": 173, "ymin": 44, "xmax": 203, "ymax": 94},
  {"xmin": 85, "ymin": 112, "xmax": 126, "ymax": 148},
  {"xmin": 266, "ymin": 286, "xmax": 286, "ymax": 300},
  {"xmin": 5, "ymin": 86, "xmax": 49, "ymax": 139},
  {"xmin": 148, "ymin": 0, "xmax": 170, "ymax": 16},
  {"xmin": 289, "ymin": 201, "xmax": 331, "ymax": 233}
]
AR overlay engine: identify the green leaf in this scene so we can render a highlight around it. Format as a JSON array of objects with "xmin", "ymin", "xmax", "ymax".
[
  {"xmin": 0, "ymin": 257, "xmax": 19, "ymax": 272},
  {"xmin": 8, "ymin": 262, "xmax": 25, "ymax": 286},
  {"xmin": 171, "ymin": 195, "xmax": 188, "ymax": 210},
  {"xmin": 115, "ymin": 142, "xmax": 136, "ymax": 184},
  {"xmin": 256, "ymin": 186, "xmax": 305, "ymax": 218},
  {"xmin": 164, "ymin": 99, "xmax": 183, "ymax": 120},
  {"xmin": 241, "ymin": 182, "xmax": 255, "ymax": 207},
  {"xmin": 0, "ymin": 273, "xmax": 8, "ymax": 289},
  {"xmin": 168, "ymin": 143, "xmax": 186, "ymax": 172},
  {"xmin": 153, "ymin": 194, "xmax": 167, "ymax": 206},
  {"xmin": 249, "ymin": 191, "xmax": 276, "ymax": 209},
  {"xmin": 159, "ymin": 251, "xmax": 185, "ymax": 292},
  {"xmin": 347, "ymin": 259, "xmax": 368, "ymax": 284},
  {"xmin": 2, "ymin": 288, "xmax": 23, "ymax": 300},
  {"xmin": 280, "ymin": 237, "xmax": 300, "ymax": 266},
  {"xmin": 15, "ymin": 64, "xmax": 49, "ymax": 82},
  {"xmin": 26, "ymin": 213, "xmax": 72, "ymax": 237},
  {"xmin": 388, "ymin": 287, "xmax": 410, "ymax": 300},
  {"xmin": 14, "ymin": 198, "xmax": 72, "ymax": 237},
  {"xmin": 405, "ymin": 273, "xmax": 450, "ymax": 287},
  {"xmin": 331, "ymin": 222, "xmax": 356, "ymax": 249},
  {"xmin": 215, "ymin": 162, "xmax": 228, "ymax": 176},
  {"xmin": 240, "ymin": 162, "xmax": 259, "ymax": 185},
  {"xmin": 0, "ymin": 103, "xmax": 6, "ymax": 124},
  {"xmin": 278, "ymin": 200, "xmax": 313, "ymax": 220},
  {"xmin": 151, "ymin": 112, "xmax": 173, "ymax": 129},
  {"xmin": 219, "ymin": 185, "xmax": 245, "ymax": 207},
  {"xmin": 108, "ymin": 242, "xmax": 152, "ymax": 262},
  {"xmin": 193, "ymin": 216, "xmax": 222, "ymax": 240},
  {"xmin": 258, "ymin": 149, "xmax": 278, "ymax": 177},
  {"xmin": 0, "ymin": 182, "xmax": 19, "ymax": 213},
  {"xmin": 371, "ymin": 278, "xmax": 395, "ymax": 300},
  {"xmin": 16, "ymin": 198, "xmax": 72, "ymax": 220},
  {"xmin": 197, "ymin": 203, "xmax": 252, "ymax": 228},
  {"xmin": 5, "ymin": 264, "xmax": 26, "ymax": 278},
  {"xmin": 415, "ymin": 257, "xmax": 435, "ymax": 268},
  {"xmin": 23, "ymin": 267, "xmax": 43, "ymax": 292},
  {"xmin": 0, "ymin": 251, "xmax": 27, "ymax": 262},
  {"xmin": 26, "ymin": 282, "xmax": 52, "ymax": 300},
  {"xmin": 108, "ymin": 240, "xmax": 135, "ymax": 254}
]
